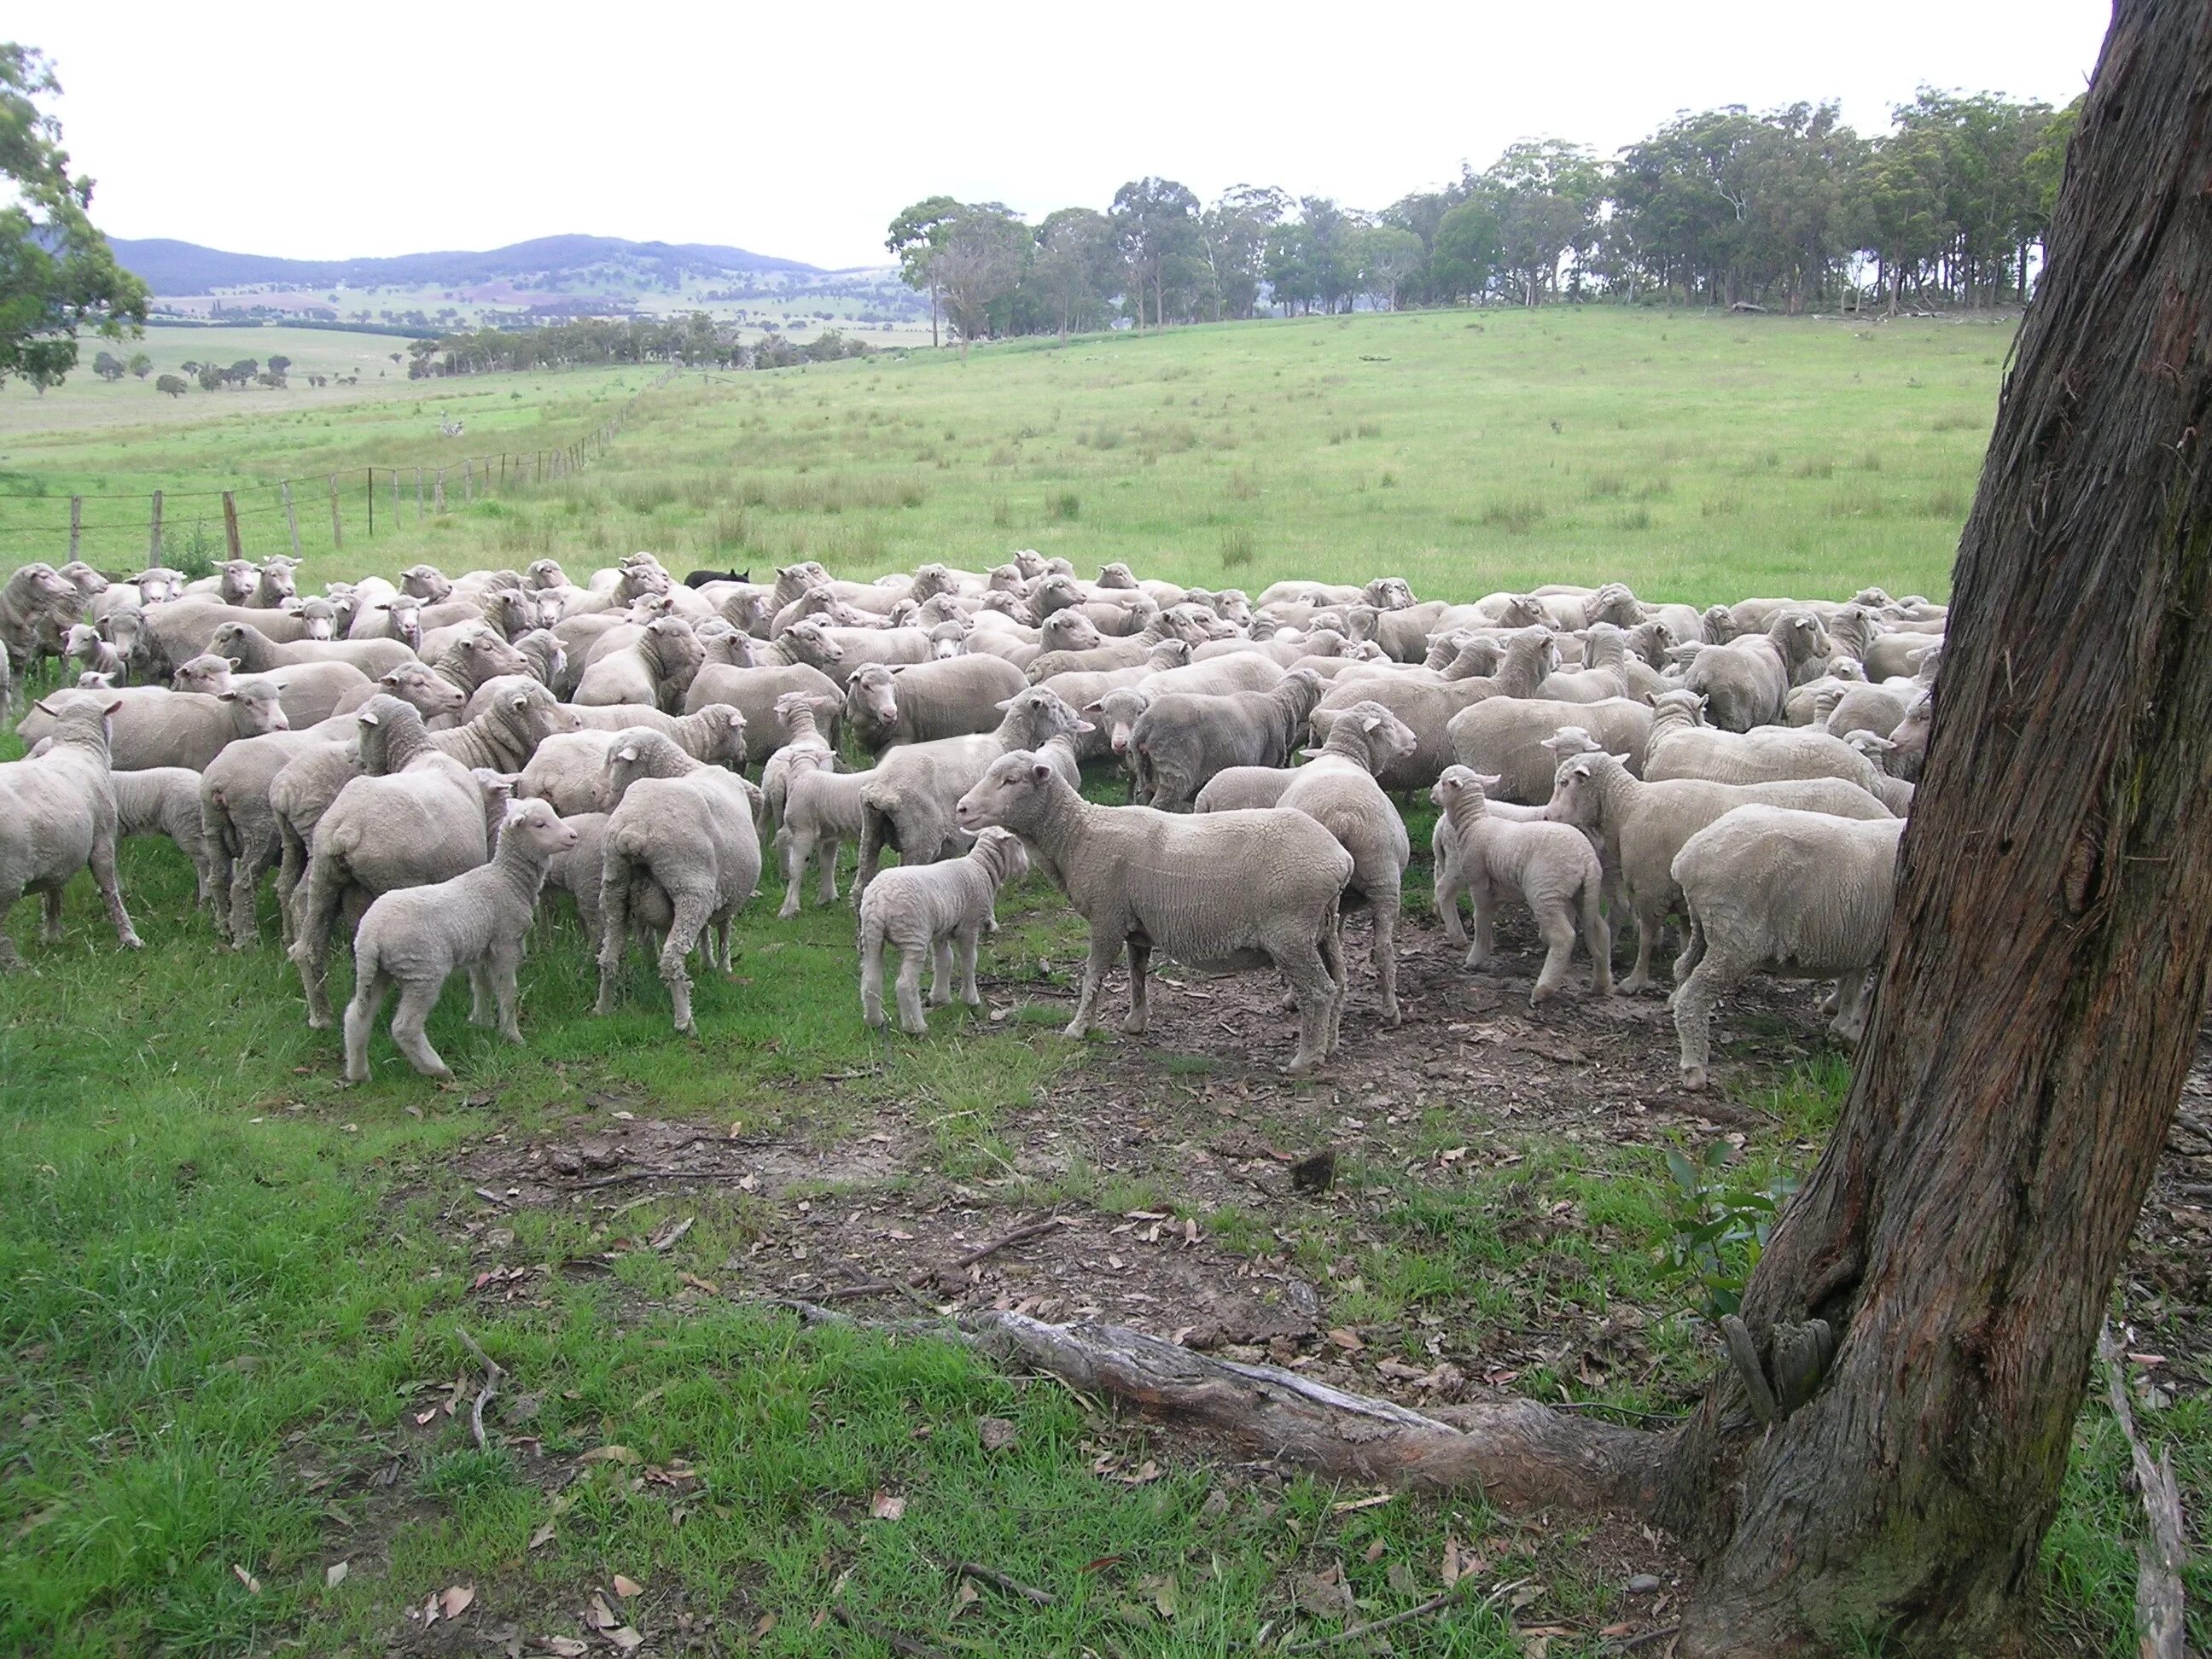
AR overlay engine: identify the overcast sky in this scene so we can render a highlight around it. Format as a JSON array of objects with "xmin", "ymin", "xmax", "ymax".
[{"xmin": 19, "ymin": 1, "xmax": 2110, "ymax": 272}]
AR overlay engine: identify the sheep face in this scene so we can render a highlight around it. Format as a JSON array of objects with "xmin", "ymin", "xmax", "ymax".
[
  {"xmin": 955, "ymin": 750, "xmax": 1058, "ymax": 832},
  {"xmin": 1363, "ymin": 577, "xmax": 1416, "ymax": 611},
  {"xmin": 783, "ymin": 620, "xmax": 844, "ymax": 667},
  {"xmin": 504, "ymin": 798, "xmax": 582, "ymax": 859},
  {"xmin": 846, "ymin": 667, "xmax": 899, "ymax": 733},
  {"xmin": 1543, "ymin": 754, "xmax": 1610, "ymax": 827},
  {"xmin": 380, "ymin": 661, "xmax": 469, "ymax": 718},
  {"xmin": 1085, "ymin": 690, "xmax": 1149, "ymax": 756},
  {"xmin": 64, "ymin": 624, "xmax": 102, "ymax": 660},
  {"xmin": 295, "ymin": 599, "xmax": 338, "ymax": 639},
  {"xmin": 222, "ymin": 682, "xmax": 290, "ymax": 735},
  {"xmin": 173, "ymin": 655, "xmax": 236, "ymax": 694}
]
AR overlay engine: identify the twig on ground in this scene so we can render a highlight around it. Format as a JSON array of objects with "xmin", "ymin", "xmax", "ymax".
[
  {"xmin": 951, "ymin": 1561, "xmax": 1056, "ymax": 1606},
  {"xmin": 830, "ymin": 1604, "xmax": 945, "ymax": 1657},
  {"xmin": 2099, "ymin": 1324, "xmax": 2189, "ymax": 1659},
  {"xmin": 453, "ymin": 1325, "xmax": 504, "ymax": 1452},
  {"xmin": 938, "ymin": 1216, "xmax": 1066, "ymax": 1277},
  {"xmin": 840, "ymin": 1260, "xmax": 943, "ymax": 1318},
  {"xmin": 1617, "ymin": 1622, "xmax": 1680, "ymax": 1650},
  {"xmin": 1276, "ymin": 1575, "xmax": 1527, "ymax": 1653}
]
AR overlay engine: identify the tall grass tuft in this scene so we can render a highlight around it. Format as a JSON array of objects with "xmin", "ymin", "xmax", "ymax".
[{"xmin": 1220, "ymin": 526, "xmax": 1256, "ymax": 568}]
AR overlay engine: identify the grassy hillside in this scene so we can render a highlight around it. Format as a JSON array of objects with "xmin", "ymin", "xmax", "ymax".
[{"xmin": 3, "ymin": 306, "xmax": 2003, "ymax": 601}]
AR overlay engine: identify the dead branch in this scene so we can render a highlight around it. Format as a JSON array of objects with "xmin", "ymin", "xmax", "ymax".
[
  {"xmin": 936, "ymin": 1215, "xmax": 1067, "ymax": 1278},
  {"xmin": 2099, "ymin": 1325, "xmax": 2188, "ymax": 1658},
  {"xmin": 950, "ymin": 1561, "xmax": 1056, "ymax": 1605},
  {"xmin": 1276, "ymin": 1574, "xmax": 1526, "ymax": 1653},
  {"xmin": 453, "ymin": 1325, "xmax": 504, "ymax": 1453},
  {"xmin": 830, "ymin": 1604, "xmax": 944, "ymax": 1658}
]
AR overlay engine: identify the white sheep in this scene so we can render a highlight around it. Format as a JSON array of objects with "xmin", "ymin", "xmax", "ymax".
[
  {"xmin": 0, "ymin": 697, "xmax": 141, "ymax": 965},
  {"xmin": 17, "ymin": 682, "xmax": 289, "ymax": 771},
  {"xmin": 1669, "ymin": 804, "xmax": 1906, "ymax": 1090},
  {"xmin": 1429, "ymin": 765, "xmax": 1610, "ymax": 1004},
  {"xmin": 110, "ymin": 766, "xmax": 214, "ymax": 903},
  {"xmin": 519, "ymin": 704, "xmax": 746, "ymax": 815},
  {"xmin": 775, "ymin": 747, "xmax": 871, "ymax": 919},
  {"xmin": 1643, "ymin": 690, "xmax": 1907, "ymax": 812},
  {"xmin": 342, "ymin": 799, "xmax": 581, "ymax": 1080},
  {"xmin": 858, "ymin": 826, "xmax": 1030, "ymax": 1033}
]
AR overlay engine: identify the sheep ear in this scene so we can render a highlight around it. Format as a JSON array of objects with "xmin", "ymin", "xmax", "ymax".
[
  {"xmin": 1027, "ymin": 760, "xmax": 1055, "ymax": 783},
  {"xmin": 1071, "ymin": 719, "xmax": 1095, "ymax": 734},
  {"xmin": 616, "ymin": 744, "xmax": 639, "ymax": 761},
  {"xmin": 1297, "ymin": 747, "xmax": 1324, "ymax": 760},
  {"xmin": 1474, "ymin": 772, "xmax": 1504, "ymax": 788},
  {"xmin": 227, "ymin": 656, "xmax": 242, "ymax": 670},
  {"xmin": 218, "ymin": 690, "xmax": 238, "ymax": 701},
  {"xmin": 104, "ymin": 699, "xmax": 124, "ymax": 716},
  {"xmin": 30, "ymin": 698, "xmax": 53, "ymax": 716},
  {"xmin": 993, "ymin": 697, "xmax": 1016, "ymax": 711},
  {"xmin": 358, "ymin": 710, "xmax": 380, "ymax": 725},
  {"xmin": 1360, "ymin": 713, "xmax": 1382, "ymax": 732}
]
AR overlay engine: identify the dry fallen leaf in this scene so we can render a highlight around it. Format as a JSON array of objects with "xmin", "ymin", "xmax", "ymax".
[
  {"xmin": 977, "ymin": 1417, "xmax": 1017, "ymax": 1453},
  {"xmin": 870, "ymin": 1489, "xmax": 906, "ymax": 1522},
  {"xmin": 607, "ymin": 1628, "xmax": 643, "ymax": 1655},
  {"xmin": 612, "ymin": 1574, "xmax": 644, "ymax": 1598},
  {"xmin": 1326, "ymin": 1327, "xmax": 1365, "ymax": 1353},
  {"xmin": 588, "ymin": 1592, "xmax": 620, "ymax": 1630},
  {"xmin": 536, "ymin": 1640, "xmax": 589, "ymax": 1658},
  {"xmin": 1363, "ymin": 1538, "xmax": 1388, "ymax": 1564},
  {"xmin": 528, "ymin": 1523, "xmax": 556, "ymax": 1551},
  {"xmin": 581, "ymin": 1445, "xmax": 640, "ymax": 1466},
  {"xmin": 753, "ymin": 1611, "xmax": 776, "ymax": 1636},
  {"xmin": 439, "ymin": 1584, "xmax": 474, "ymax": 1620},
  {"xmin": 232, "ymin": 1564, "xmax": 261, "ymax": 1595},
  {"xmin": 324, "ymin": 1561, "xmax": 348, "ymax": 1588}
]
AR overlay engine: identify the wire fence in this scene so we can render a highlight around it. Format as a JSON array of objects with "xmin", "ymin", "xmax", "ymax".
[{"xmin": 0, "ymin": 366, "xmax": 681, "ymax": 573}]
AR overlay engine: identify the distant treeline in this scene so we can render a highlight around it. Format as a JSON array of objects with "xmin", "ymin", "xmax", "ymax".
[
  {"xmin": 403, "ymin": 315, "xmax": 873, "ymax": 376},
  {"xmin": 888, "ymin": 90, "xmax": 2077, "ymax": 341}
]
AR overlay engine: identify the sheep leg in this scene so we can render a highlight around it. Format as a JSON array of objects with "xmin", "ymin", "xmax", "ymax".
[
  {"xmin": 776, "ymin": 829, "xmax": 806, "ymax": 919},
  {"xmin": 1464, "ymin": 887, "xmax": 1496, "ymax": 971},
  {"xmin": 88, "ymin": 828, "xmax": 142, "ymax": 951},
  {"xmin": 1671, "ymin": 905, "xmax": 1708, "ymax": 992},
  {"xmin": 1121, "ymin": 939, "xmax": 1150, "ymax": 1035},
  {"xmin": 815, "ymin": 840, "xmax": 839, "ymax": 905},
  {"xmin": 859, "ymin": 925, "xmax": 888, "ymax": 1029},
  {"xmin": 1620, "ymin": 892, "xmax": 1666, "ymax": 995},
  {"xmin": 1371, "ymin": 882, "xmax": 1402, "ymax": 1027},
  {"xmin": 275, "ymin": 820, "xmax": 307, "ymax": 946},
  {"xmin": 466, "ymin": 962, "xmax": 493, "ymax": 1027},
  {"xmin": 1580, "ymin": 881, "xmax": 1614, "ymax": 998},
  {"xmin": 855, "ymin": 805, "xmax": 888, "ymax": 894},
  {"xmin": 342, "ymin": 964, "xmax": 393, "ymax": 1083},
  {"xmin": 1268, "ymin": 930, "xmax": 1336, "ymax": 1075},
  {"xmin": 388, "ymin": 977, "xmax": 453, "ymax": 1080},
  {"xmin": 1531, "ymin": 905, "xmax": 1580, "ymax": 1004},
  {"xmin": 202, "ymin": 807, "xmax": 237, "ymax": 936},
  {"xmin": 489, "ymin": 943, "xmax": 526, "ymax": 1042},
  {"xmin": 39, "ymin": 888, "xmax": 63, "ymax": 944},
  {"xmin": 928, "ymin": 937, "xmax": 954, "ymax": 1007},
  {"xmin": 1672, "ymin": 953, "xmax": 1748, "ymax": 1092},
  {"xmin": 894, "ymin": 943, "xmax": 928, "ymax": 1034},
  {"xmin": 659, "ymin": 892, "xmax": 713, "ymax": 1034},
  {"xmin": 956, "ymin": 926, "xmax": 982, "ymax": 1009},
  {"xmin": 0, "ymin": 890, "xmax": 24, "ymax": 969},
  {"xmin": 1065, "ymin": 928, "xmax": 1121, "ymax": 1039},
  {"xmin": 1435, "ymin": 848, "xmax": 1467, "ymax": 944},
  {"xmin": 713, "ymin": 914, "xmax": 733, "ymax": 974},
  {"xmin": 291, "ymin": 862, "xmax": 343, "ymax": 1027},
  {"xmin": 595, "ymin": 853, "xmax": 632, "ymax": 1016}
]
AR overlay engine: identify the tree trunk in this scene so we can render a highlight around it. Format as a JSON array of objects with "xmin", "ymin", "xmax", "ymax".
[{"xmin": 1659, "ymin": 4, "xmax": 2212, "ymax": 1651}]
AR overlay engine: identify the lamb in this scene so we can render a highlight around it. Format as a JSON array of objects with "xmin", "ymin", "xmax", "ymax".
[
  {"xmin": 854, "ymin": 688, "xmax": 1092, "ymax": 892},
  {"xmin": 1543, "ymin": 748, "xmax": 1899, "ymax": 995},
  {"xmin": 1431, "ymin": 730, "xmax": 1610, "ymax": 947},
  {"xmin": 207, "ymin": 620, "xmax": 415, "ymax": 679},
  {"xmin": 289, "ymin": 698, "xmax": 502, "ymax": 1028},
  {"xmin": 593, "ymin": 729, "xmax": 765, "ymax": 1033},
  {"xmin": 1310, "ymin": 630, "xmax": 1557, "ymax": 791},
  {"xmin": 136, "ymin": 598, "xmax": 335, "ymax": 680},
  {"xmin": 17, "ymin": 681, "xmax": 288, "ymax": 771},
  {"xmin": 2, "ymin": 562, "xmax": 80, "ymax": 698},
  {"xmin": 1429, "ymin": 766, "xmax": 1610, "ymax": 1004},
  {"xmin": 1669, "ymin": 805, "xmax": 1906, "ymax": 1090},
  {"xmin": 573, "ymin": 616, "xmax": 705, "ymax": 712},
  {"xmin": 65, "ymin": 623, "xmax": 128, "ymax": 684},
  {"xmin": 520, "ymin": 703, "xmax": 746, "ymax": 815},
  {"xmin": 330, "ymin": 660, "xmax": 472, "ymax": 724},
  {"xmin": 1670, "ymin": 609, "xmax": 1829, "ymax": 731},
  {"xmin": 843, "ymin": 655, "xmax": 1029, "ymax": 754},
  {"xmin": 1821, "ymin": 681, "xmax": 1918, "ymax": 743},
  {"xmin": 171, "ymin": 652, "xmax": 371, "ymax": 727},
  {"xmin": 202, "ymin": 728, "xmax": 353, "ymax": 946},
  {"xmin": 1257, "ymin": 701, "xmax": 1419, "ymax": 1024},
  {"xmin": 774, "ymin": 747, "xmax": 871, "ymax": 917},
  {"xmin": 780, "ymin": 617, "xmax": 936, "ymax": 686},
  {"xmin": 1643, "ymin": 690, "xmax": 1908, "ymax": 811},
  {"xmin": 1128, "ymin": 668, "xmax": 1324, "ymax": 811},
  {"xmin": 682, "ymin": 661, "xmax": 846, "ymax": 756},
  {"xmin": 857, "ymin": 827, "xmax": 1030, "ymax": 1033},
  {"xmin": 757, "ymin": 692, "xmax": 842, "ymax": 837},
  {"xmin": 0, "ymin": 697, "xmax": 141, "ymax": 966},
  {"xmin": 422, "ymin": 626, "xmax": 531, "ymax": 704},
  {"xmin": 341, "ymin": 799, "xmax": 581, "ymax": 1081},
  {"xmin": 954, "ymin": 751, "xmax": 1353, "ymax": 1074},
  {"xmin": 1537, "ymin": 623, "xmax": 1671, "ymax": 703},
  {"xmin": 422, "ymin": 678, "xmax": 585, "ymax": 774},
  {"xmin": 110, "ymin": 766, "xmax": 214, "ymax": 903}
]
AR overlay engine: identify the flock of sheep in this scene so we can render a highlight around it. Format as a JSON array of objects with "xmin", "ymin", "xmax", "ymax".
[{"xmin": 0, "ymin": 547, "xmax": 1941, "ymax": 1089}]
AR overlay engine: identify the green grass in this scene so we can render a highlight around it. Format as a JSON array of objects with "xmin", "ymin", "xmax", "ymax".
[{"xmin": 3, "ymin": 305, "xmax": 2197, "ymax": 1656}]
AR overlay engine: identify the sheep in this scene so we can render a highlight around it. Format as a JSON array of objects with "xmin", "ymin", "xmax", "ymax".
[
  {"xmin": 329, "ymin": 661, "xmax": 473, "ymax": 724},
  {"xmin": 854, "ymin": 688, "xmax": 1092, "ymax": 892},
  {"xmin": 1670, "ymin": 609, "xmax": 1830, "ymax": 731},
  {"xmin": 521, "ymin": 703, "xmax": 746, "ymax": 815},
  {"xmin": 1022, "ymin": 607, "xmax": 1228, "ymax": 682},
  {"xmin": 780, "ymin": 617, "xmax": 937, "ymax": 686},
  {"xmin": 202, "ymin": 728, "xmax": 353, "ymax": 946},
  {"xmin": 137, "ymin": 600, "xmax": 335, "ymax": 680},
  {"xmin": 593, "ymin": 728, "xmax": 765, "ymax": 1034},
  {"xmin": 1140, "ymin": 651, "xmax": 1288, "ymax": 697},
  {"xmin": 1432, "ymin": 731, "xmax": 1610, "ymax": 948},
  {"xmin": 843, "ymin": 655, "xmax": 1029, "ymax": 754},
  {"xmin": 342, "ymin": 799, "xmax": 581, "ymax": 1081},
  {"xmin": 1036, "ymin": 641, "xmax": 1191, "ymax": 754},
  {"xmin": 346, "ymin": 592, "xmax": 425, "ymax": 645},
  {"xmin": 422, "ymin": 626, "xmax": 531, "ymax": 706},
  {"xmin": 171, "ymin": 652, "xmax": 372, "ymax": 727},
  {"xmin": 110, "ymin": 766, "xmax": 214, "ymax": 903},
  {"xmin": 2, "ymin": 562, "xmax": 80, "ymax": 697},
  {"xmin": 573, "ymin": 616, "xmax": 706, "ymax": 712},
  {"xmin": 1642, "ymin": 690, "xmax": 1907, "ymax": 811},
  {"xmin": 17, "ymin": 681, "xmax": 288, "ymax": 771},
  {"xmin": 0, "ymin": 696, "xmax": 141, "ymax": 966},
  {"xmin": 1821, "ymin": 681, "xmax": 1918, "ymax": 743},
  {"xmin": 1543, "ymin": 748, "xmax": 1899, "ymax": 995},
  {"xmin": 1309, "ymin": 630, "xmax": 1557, "ymax": 791},
  {"xmin": 1429, "ymin": 765, "xmax": 1610, "ymax": 1004},
  {"xmin": 207, "ymin": 620, "xmax": 414, "ymax": 679},
  {"xmin": 1536, "ymin": 623, "xmax": 1671, "ymax": 704},
  {"xmin": 757, "ymin": 692, "xmax": 842, "ymax": 837},
  {"xmin": 422, "ymin": 677, "xmax": 585, "ymax": 774},
  {"xmin": 247, "ymin": 556, "xmax": 300, "ymax": 609},
  {"xmin": 1257, "ymin": 701, "xmax": 1419, "ymax": 1025},
  {"xmin": 1669, "ymin": 805, "xmax": 1907, "ymax": 1090},
  {"xmin": 186, "ymin": 559, "xmax": 260, "ymax": 605},
  {"xmin": 858, "ymin": 827, "xmax": 1030, "ymax": 1033},
  {"xmin": 682, "ymin": 661, "xmax": 846, "ymax": 755},
  {"xmin": 289, "ymin": 698, "xmax": 503, "ymax": 1028},
  {"xmin": 1129, "ymin": 668, "xmax": 1324, "ymax": 812},
  {"xmin": 65, "ymin": 623, "xmax": 128, "ymax": 684},
  {"xmin": 954, "ymin": 750, "xmax": 1353, "ymax": 1074},
  {"xmin": 774, "ymin": 748, "xmax": 872, "ymax": 918}
]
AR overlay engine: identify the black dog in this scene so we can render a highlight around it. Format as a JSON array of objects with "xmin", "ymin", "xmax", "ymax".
[{"xmin": 683, "ymin": 567, "xmax": 752, "ymax": 589}]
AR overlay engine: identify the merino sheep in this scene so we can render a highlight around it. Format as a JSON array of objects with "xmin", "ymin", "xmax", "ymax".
[
  {"xmin": 1671, "ymin": 609, "xmax": 1829, "ymax": 731},
  {"xmin": 1544, "ymin": 748, "xmax": 1898, "ymax": 995},
  {"xmin": 1310, "ymin": 631, "xmax": 1557, "ymax": 791},
  {"xmin": 0, "ymin": 697, "xmax": 141, "ymax": 965},
  {"xmin": 843, "ymin": 655, "xmax": 1028, "ymax": 754},
  {"xmin": 681, "ymin": 661, "xmax": 845, "ymax": 755},
  {"xmin": 1429, "ymin": 766, "xmax": 1610, "ymax": 1004},
  {"xmin": 858, "ymin": 826, "xmax": 1029, "ymax": 1033},
  {"xmin": 110, "ymin": 765, "xmax": 214, "ymax": 902},
  {"xmin": 1129, "ymin": 668, "xmax": 1324, "ymax": 811},
  {"xmin": 18, "ymin": 682, "xmax": 288, "ymax": 771},
  {"xmin": 855, "ymin": 688, "xmax": 1092, "ymax": 891},
  {"xmin": 757, "ymin": 692, "xmax": 841, "ymax": 838},
  {"xmin": 1669, "ymin": 805, "xmax": 1906, "ymax": 1089},
  {"xmin": 65, "ymin": 623, "xmax": 128, "ymax": 684},
  {"xmin": 521, "ymin": 703, "xmax": 746, "ymax": 815},
  {"xmin": 1445, "ymin": 696, "xmax": 1656, "ymax": 804},
  {"xmin": 342, "ymin": 799, "xmax": 581, "ymax": 1080},
  {"xmin": 955, "ymin": 751, "xmax": 1352, "ymax": 1074},
  {"xmin": 171, "ymin": 652, "xmax": 372, "ymax": 727},
  {"xmin": 774, "ymin": 748, "xmax": 871, "ymax": 918},
  {"xmin": 1643, "ymin": 690, "xmax": 1907, "ymax": 811},
  {"xmin": 573, "ymin": 616, "xmax": 706, "ymax": 712},
  {"xmin": 594, "ymin": 728, "xmax": 764, "ymax": 1033},
  {"xmin": 207, "ymin": 620, "xmax": 413, "ymax": 679},
  {"xmin": 2, "ymin": 562, "xmax": 82, "ymax": 696}
]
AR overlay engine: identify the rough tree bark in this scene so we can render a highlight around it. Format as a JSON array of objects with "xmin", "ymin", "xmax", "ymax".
[{"xmin": 1657, "ymin": 3, "xmax": 2212, "ymax": 1651}]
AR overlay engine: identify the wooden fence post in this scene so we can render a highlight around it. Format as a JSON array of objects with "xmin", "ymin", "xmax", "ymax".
[
  {"xmin": 434, "ymin": 469, "xmax": 447, "ymax": 513},
  {"xmin": 463, "ymin": 458, "xmax": 474, "ymax": 503},
  {"xmin": 415, "ymin": 468, "xmax": 425, "ymax": 521},
  {"xmin": 367, "ymin": 468, "xmax": 375, "ymax": 538},
  {"xmin": 329, "ymin": 474, "xmax": 344, "ymax": 551},
  {"xmin": 392, "ymin": 467, "xmax": 401, "ymax": 526},
  {"xmin": 148, "ymin": 490, "xmax": 164, "ymax": 562},
  {"xmin": 68, "ymin": 496, "xmax": 82, "ymax": 560},
  {"xmin": 222, "ymin": 492, "xmax": 242, "ymax": 559},
  {"xmin": 282, "ymin": 480, "xmax": 302, "ymax": 558}
]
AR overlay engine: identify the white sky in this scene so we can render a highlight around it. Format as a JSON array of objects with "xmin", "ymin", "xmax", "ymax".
[{"xmin": 20, "ymin": 0, "xmax": 2110, "ymax": 272}]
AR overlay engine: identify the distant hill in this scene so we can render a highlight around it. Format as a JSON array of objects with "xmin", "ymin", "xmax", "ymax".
[{"xmin": 111, "ymin": 234, "xmax": 824, "ymax": 294}]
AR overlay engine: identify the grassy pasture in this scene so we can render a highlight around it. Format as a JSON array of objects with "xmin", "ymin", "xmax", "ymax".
[{"xmin": 3, "ymin": 308, "xmax": 2203, "ymax": 1658}]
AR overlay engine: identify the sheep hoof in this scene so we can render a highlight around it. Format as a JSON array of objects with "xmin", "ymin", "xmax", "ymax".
[
  {"xmin": 119, "ymin": 933, "xmax": 144, "ymax": 951},
  {"xmin": 306, "ymin": 1012, "xmax": 333, "ymax": 1031},
  {"xmin": 1681, "ymin": 1066, "xmax": 1710, "ymax": 1091}
]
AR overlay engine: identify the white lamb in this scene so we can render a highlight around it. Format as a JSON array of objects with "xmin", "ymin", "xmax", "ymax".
[
  {"xmin": 1429, "ymin": 765, "xmax": 1610, "ymax": 1004},
  {"xmin": 857, "ymin": 826, "xmax": 1030, "ymax": 1033},
  {"xmin": 342, "ymin": 798, "xmax": 580, "ymax": 1080}
]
